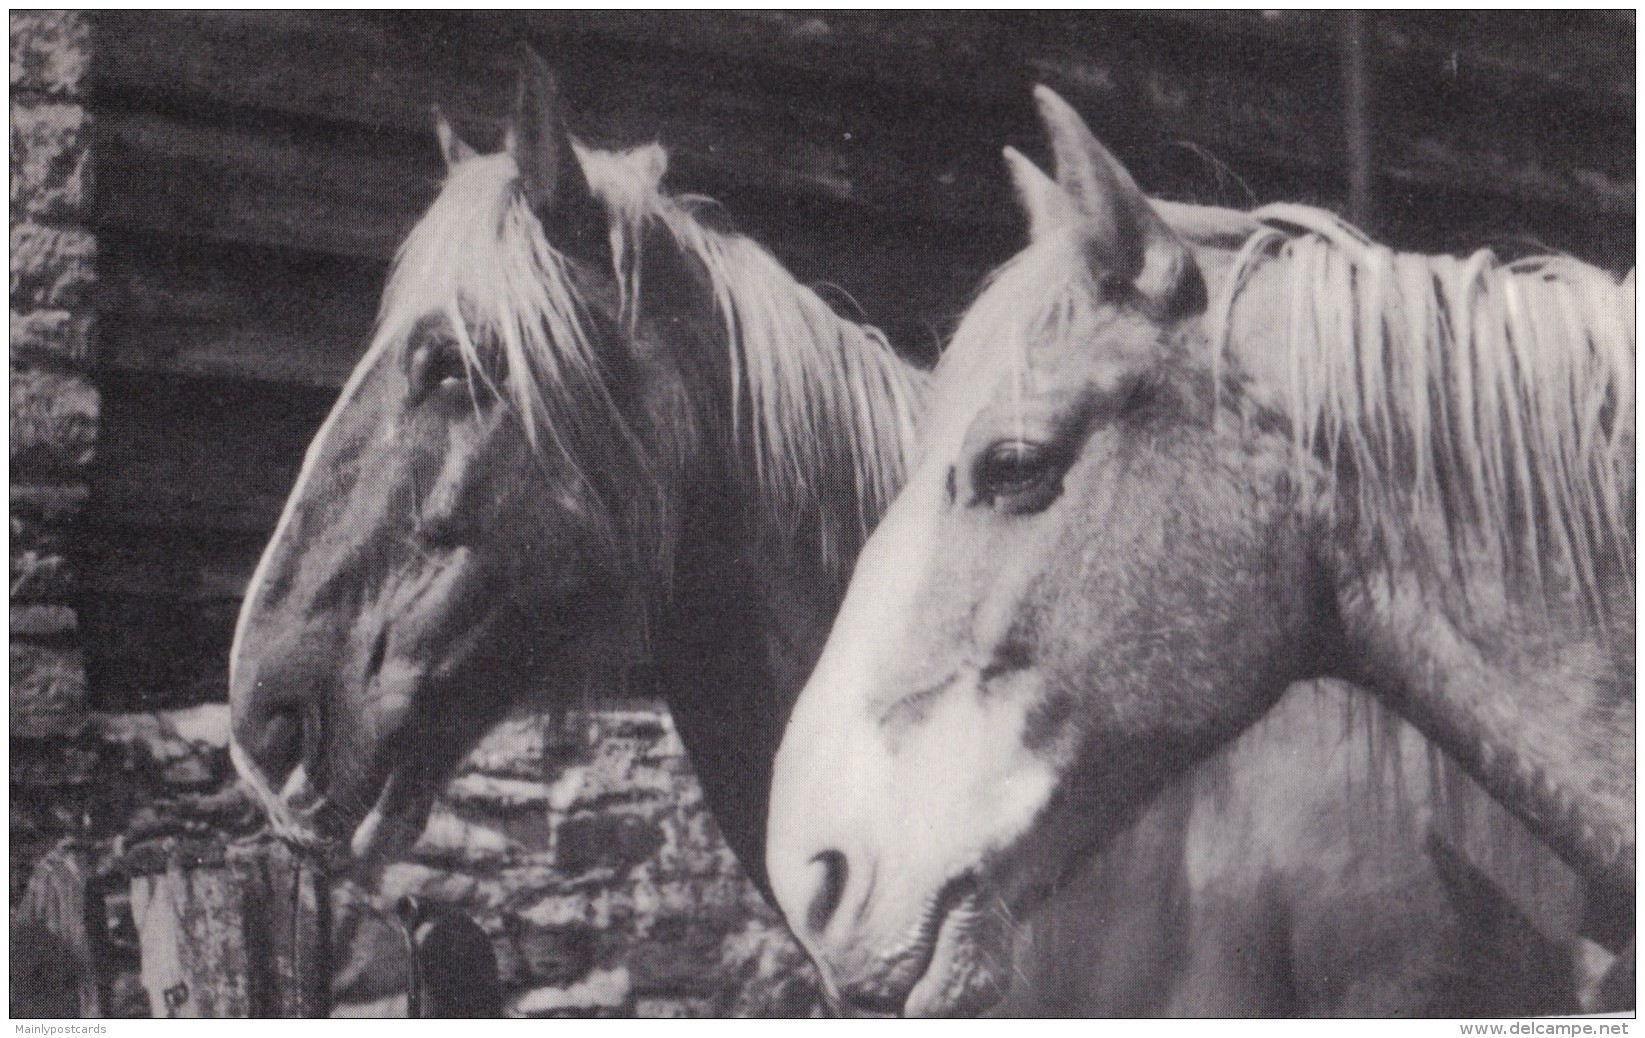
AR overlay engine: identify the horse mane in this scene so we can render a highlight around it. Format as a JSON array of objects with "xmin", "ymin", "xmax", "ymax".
[
  {"xmin": 587, "ymin": 147, "xmax": 929, "ymax": 566},
  {"xmin": 373, "ymin": 145, "xmax": 927, "ymax": 575},
  {"xmin": 1211, "ymin": 203, "xmax": 1635, "ymax": 619},
  {"xmin": 1203, "ymin": 206, "xmax": 1632, "ymax": 917}
]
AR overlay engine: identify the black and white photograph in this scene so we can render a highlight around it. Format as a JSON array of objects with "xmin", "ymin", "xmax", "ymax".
[{"xmin": 8, "ymin": 10, "xmax": 1636, "ymax": 1021}]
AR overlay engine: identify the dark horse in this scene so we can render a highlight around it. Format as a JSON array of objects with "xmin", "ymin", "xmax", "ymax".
[
  {"xmin": 766, "ymin": 86, "xmax": 1632, "ymax": 1015},
  {"xmin": 228, "ymin": 52, "xmax": 922, "ymax": 884},
  {"xmin": 229, "ymin": 57, "xmax": 1596, "ymax": 1014}
]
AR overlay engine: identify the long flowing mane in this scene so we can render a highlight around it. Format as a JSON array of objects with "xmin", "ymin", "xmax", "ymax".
[
  {"xmin": 1212, "ymin": 204, "xmax": 1635, "ymax": 619},
  {"xmin": 371, "ymin": 144, "xmax": 927, "ymax": 575}
]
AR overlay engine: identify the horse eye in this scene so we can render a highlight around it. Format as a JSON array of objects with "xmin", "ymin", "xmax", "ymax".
[{"xmin": 971, "ymin": 440, "xmax": 1064, "ymax": 514}]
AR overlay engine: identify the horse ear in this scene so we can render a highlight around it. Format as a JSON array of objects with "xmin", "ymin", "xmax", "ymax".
[
  {"xmin": 506, "ymin": 46, "xmax": 610, "ymax": 268},
  {"xmin": 1032, "ymin": 85, "xmax": 1205, "ymax": 318},
  {"xmin": 1003, "ymin": 146, "xmax": 1082, "ymax": 241},
  {"xmin": 433, "ymin": 106, "xmax": 477, "ymax": 168}
]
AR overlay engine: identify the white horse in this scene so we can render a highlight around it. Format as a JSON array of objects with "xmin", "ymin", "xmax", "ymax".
[{"xmin": 767, "ymin": 85, "xmax": 1632, "ymax": 1016}]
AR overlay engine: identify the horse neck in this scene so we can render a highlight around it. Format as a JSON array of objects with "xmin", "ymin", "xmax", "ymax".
[
  {"xmin": 647, "ymin": 475, "xmax": 855, "ymax": 893},
  {"xmin": 1001, "ymin": 781, "xmax": 1198, "ymax": 1015},
  {"xmin": 1211, "ymin": 230, "xmax": 1636, "ymax": 901},
  {"xmin": 1324, "ymin": 547, "xmax": 1635, "ymax": 903},
  {"xmin": 634, "ymin": 249, "xmax": 924, "ymax": 885},
  {"xmin": 1183, "ymin": 679, "xmax": 1587, "ymax": 1013}
]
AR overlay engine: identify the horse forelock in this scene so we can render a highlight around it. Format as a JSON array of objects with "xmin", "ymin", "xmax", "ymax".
[
  {"xmin": 375, "ymin": 145, "xmax": 926, "ymax": 578},
  {"xmin": 1209, "ymin": 204, "xmax": 1635, "ymax": 622}
]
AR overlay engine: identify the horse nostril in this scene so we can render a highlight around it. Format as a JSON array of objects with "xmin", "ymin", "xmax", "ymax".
[
  {"xmin": 257, "ymin": 704, "xmax": 313, "ymax": 788},
  {"xmin": 805, "ymin": 850, "xmax": 850, "ymax": 935},
  {"xmin": 365, "ymin": 627, "xmax": 390, "ymax": 683}
]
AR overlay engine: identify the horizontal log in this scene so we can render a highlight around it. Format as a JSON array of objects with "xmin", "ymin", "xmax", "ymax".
[
  {"xmin": 91, "ymin": 372, "xmax": 332, "ymax": 536},
  {"xmin": 1014, "ymin": 17, "xmax": 1631, "ymax": 217},
  {"xmin": 91, "ymin": 12, "xmax": 1017, "ymax": 234},
  {"xmin": 95, "ymin": 110, "xmax": 433, "ymax": 260},
  {"xmin": 93, "ymin": 196, "xmax": 995, "ymax": 388},
  {"xmin": 97, "ymin": 234, "xmax": 385, "ymax": 386},
  {"xmin": 486, "ymin": 11, "xmax": 1633, "ymax": 120},
  {"xmin": 91, "ymin": 11, "xmax": 1631, "ymax": 252},
  {"xmin": 92, "ymin": 108, "xmax": 997, "ymax": 291},
  {"xmin": 1145, "ymin": 10, "xmax": 1633, "ymax": 104}
]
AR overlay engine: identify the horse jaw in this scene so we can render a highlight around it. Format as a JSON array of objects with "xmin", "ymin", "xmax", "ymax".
[{"xmin": 349, "ymin": 767, "xmax": 438, "ymax": 860}]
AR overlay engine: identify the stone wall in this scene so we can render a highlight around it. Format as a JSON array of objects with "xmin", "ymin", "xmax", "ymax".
[
  {"xmin": 11, "ymin": 7, "xmax": 99, "ymax": 884},
  {"xmin": 15, "ymin": 703, "xmax": 813, "ymax": 1017},
  {"xmin": 345, "ymin": 710, "xmax": 815, "ymax": 1018}
]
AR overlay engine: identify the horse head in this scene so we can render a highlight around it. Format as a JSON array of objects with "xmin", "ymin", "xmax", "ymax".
[
  {"xmin": 229, "ymin": 50, "xmax": 696, "ymax": 860},
  {"xmin": 767, "ymin": 81, "xmax": 1633, "ymax": 1014},
  {"xmin": 230, "ymin": 47, "xmax": 926, "ymax": 883},
  {"xmin": 764, "ymin": 86, "xmax": 1333, "ymax": 1015}
]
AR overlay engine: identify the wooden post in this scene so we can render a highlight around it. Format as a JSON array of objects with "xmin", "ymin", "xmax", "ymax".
[
  {"xmin": 11, "ymin": 842, "xmax": 101, "ymax": 1018},
  {"xmin": 226, "ymin": 837, "xmax": 332, "ymax": 1017},
  {"xmin": 127, "ymin": 836, "xmax": 331, "ymax": 1018},
  {"xmin": 128, "ymin": 841, "xmax": 252, "ymax": 1017},
  {"xmin": 1341, "ymin": 10, "xmax": 1375, "ymax": 230}
]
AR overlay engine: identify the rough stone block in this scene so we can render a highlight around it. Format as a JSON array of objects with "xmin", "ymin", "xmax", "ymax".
[
  {"xmin": 11, "ymin": 310, "xmax": 93, "ymax": 365},
  {"xmin": 9, "ymin": 738, "xmax": 99, "ymax": 787},
  {"xmin": 120, "ymin": 788, "xmax": 260, "ymax": 848},
  {"xmin": 460, "ymin": 715, "xmax": 570, "ymax": 778},
  {"xmin": 585, "ymin": 709, "xmax": 670, "ymax": 745},
  {"xmin": 512, "ymin": 921, "xmax": 596, "ymax": 985},
  {"xmin": 628, "ymin": 877, "xmax": 751, "ymax": 934},
  {"xmin": 92, "ymin": 704, "xmax": 232, "ymax": 788},
  {"xmin": 11, "ymin": 641, "xmax": 87, "ymax": 738},
  {"xmin": 555, "ymin": 813, "xmax": 665, "ymax": 876},
  {"xmin": 635, "ymin": 996, "xmax": 713, "ymax": 1018},
  {"xmin": 519, "ymin": 891, "xmax": 613, "ymax": 931},
  {"xmin": 10, "ymin": 224, "xmax": 96, "ymax": 310},
  {"xmin": 10, "ymin": 550, "xmax": 73, "ymax": 602},
  {"xmin": 9, "ymin": 12, "xmax": 91, "ymax": 97},
  {"xmin": 427, "ymin": 791, "xmax": 555, "ymax": 853},
  {"xmin": 10, "ymin": 366, "xmax": 98, "ymax": 471},
  {"xmin": 443, "ymin": 773, "xmax": 554, "ymax": 812},
  {"xmin": 410, "ymin": 805, "xmax": 518, "ymax": 866},
  {"xmin": 377, "ymin": 863, "xmax": 483, "ymax": 908},
  {"xmin": 719, "ymin": 918, "xmax": 818, "ymax": 1017},
  {"xmin": 10, "ymin": 102, "xmax": 89, "ymax": 220},
  {"xmin": 626, "ymin": 929, "xmax": 721, "ymax": 995},
  {"xmin": 10, "ymin": 483, "xmax": 83, "ymax": 600},
  {"xmin": 10, "ymin": 604, "xmax": 77, "ymax": 637},
  {"xmin": 512, "ymin": 966, "xmax": 633, "ymax": 1018}
]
